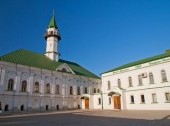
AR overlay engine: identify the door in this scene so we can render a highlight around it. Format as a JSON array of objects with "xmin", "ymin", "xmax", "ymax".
[
  {"xmin": 113, "ymin": 96, "xmax": 121, "ymax": 109},
  {"xmin": 85, "ymin": 99, "xmax": 89, "ymax": 109}
]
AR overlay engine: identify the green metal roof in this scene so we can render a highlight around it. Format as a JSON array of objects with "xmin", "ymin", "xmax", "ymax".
[
  {"xmin": 48, "ymin": 15, "xmax": 58, "ymax": 28},
  {"xmin": 103, "ymin": 51, "xmax": 170, "ymax": 74},
  {"xmin": 0, "ymin": 49, "xmax": 100, "ymax": 79}
]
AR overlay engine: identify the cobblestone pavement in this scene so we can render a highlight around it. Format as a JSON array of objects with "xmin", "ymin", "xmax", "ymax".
[{"xmin": 0, "ymin": 110, "xmax": 170, "ymax": 126}]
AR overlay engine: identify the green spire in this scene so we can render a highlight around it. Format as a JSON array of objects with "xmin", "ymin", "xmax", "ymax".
[{"xmin": 48, "ymin": 13, "xmax": 58, "ymax": 28}]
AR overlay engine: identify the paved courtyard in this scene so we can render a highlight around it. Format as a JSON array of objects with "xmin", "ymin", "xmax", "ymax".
[{"xmin": 0, "ymin": 110, "xmax": 170, "ymax": 126}]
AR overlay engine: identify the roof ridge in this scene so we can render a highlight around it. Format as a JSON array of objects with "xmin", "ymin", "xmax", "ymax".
[{"xmin": 103, "ymin": 51, "xmax": 170, "ymax": 74}]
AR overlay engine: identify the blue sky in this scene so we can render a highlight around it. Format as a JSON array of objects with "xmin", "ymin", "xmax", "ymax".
[{"xmin": 1, "ymin": 0, "xmax": 170, "ymax": 76}]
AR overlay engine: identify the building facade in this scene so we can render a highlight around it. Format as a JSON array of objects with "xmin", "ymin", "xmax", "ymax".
[
  {"xmin": 101, "ymin": 50, "xmax": 170, "ymax": 110},
  {"xmin": 0, "ymin": 14, "xmax": 101, "ymax": 112}
]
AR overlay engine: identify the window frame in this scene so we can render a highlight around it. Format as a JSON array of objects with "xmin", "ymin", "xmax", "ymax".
[
  {"xmin": 138, "ymin": 75, "xmax": 143, "ymax": 86},
  {"xmin": 21, "ymin": 80, "xmax": 27, "ymax": 92},
  {"xmin": 77, "ymin": 86, "xmax": 80, "ymax": 95},
  {"xmin": 46, "ymin": 83, "xmax": 51, "ymax": 94},
  {"xmin": 107, "ymin": 81, "xmax": 111, "ymax": 90},
  {"xmin": 70, "ymin": 86, "xmax": 73, "ymax": 95},
  {"xmin": 141, "ymin": 94, "xmax": 145, "ymax": 103},
  {"xmin": 129, "ymin": 77, "xmax": 133, "ymax": 87},
  {"xmin": 55, "ymin": 85, "xmax": 60, "ymax": 94},
  {"xmin": 130, "ymin": 95, "xmax": 135, "ymax": 104},
  {"xmin": 149, "ymin": 73, "xmax": 154, "ymax": 84},
  {"xmin": 7, "ymin": 79, "xmax": 14, "ymax": 91},
  {"xmin": 161, "ymin": 70, "xmax": 168, "ymax": 82},
  {"xmin": 34, "ymin": 82, "xmax": 39, "ymax": 93},
  {"xmin": 165, "ymin": 92, "xmax": 170, "ymax": 102},
  {"xmin": 98, "ymin": 98, "xmax": 101, "ymax": 105},
  {"xmin": 152, "ymin": 93, "xmax": 157, "ymax": 103},
  {"xmin": 118, "ymin": 79, "xmax": 121, "ymax": 88}
]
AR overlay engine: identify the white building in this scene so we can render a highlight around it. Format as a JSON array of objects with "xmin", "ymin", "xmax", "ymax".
[
  {"xmin": 101, "ymin": 50, "xmax": 170, "ymax": 110},
  {"xmin": 0, "ymin": 14, "xmax": 101, "ymax": 112}
]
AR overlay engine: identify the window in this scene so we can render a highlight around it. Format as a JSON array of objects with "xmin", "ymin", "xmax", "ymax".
[
  {"xmin": 55, "ymin": 85, "xmax": 60, "ymax": 94},
  {"xmin": 70, "ymin": 86, "xmax": 73, "ymax": 95},
  {"xmin": 21, "ymin": 80, "xmax": 27, "ymax": 92},
  {"xmin": 98, "ymin": 98, "xmax": 101, "ymax": 105},
  {"xmin": 141, "ymin": 95, "xmax": 145, "ymax": 103},
  {"xmin": 149, "ymin": 73, "xmax": 154, "ymax": 84},
  {"xmin": 109, "ymin": 97, "xmax": 111, "ymax": 104},
  {"xmin": 84, "ymin": 87, "xmax": 88, "ymax": 94},
  {"xmin": 152, "ymin": 93, "xmax": 157, "ymax": 103},
  {"xmin": 118, "ymin": 79, "xmax": 121, "ymax": 88},
  {"xmin": 138, "ymin": 75, "xmax": 143, "ymax": 85},
  {"xmin": 7, "ymin": 79, "xmax": 14, "ymax": 91},
  {"xmin": 107, "ymin": 81, "xmax": 111, "ymax": 90},
  {"xmin": 62, "ymin": 68, "xmax": 67, "ymax": 72},
  {"xmin": 165, "ymin": 93, "xmax": 170, "ymax": 102},
  {"xmin": 34, "ymin": 82, "xmax": 39, "ymax": 93},
  {"xmin": 93, "ymin": 88, "xmax": 96, "ymax": 93},
  {"xmin": 130, "ymin": 95, "xmax": 134, "ymax": 104},
  {"xmin": 161, "ymin": 70, "xmax": 168, "ymax": 82},
  {"xmin": 46, "ymin": 84, "xmax": 50, "ymax": 94},
  {"xmin": 97, "ymin": 89, "xmax": 100, "ymax": 93},
  {"xmin": 77, "ymin": 86, "xmax": 80, "ymax": 95},
  {"xmin": 129, "ymin": 77, "xmax": 133, "ymax": 87}
]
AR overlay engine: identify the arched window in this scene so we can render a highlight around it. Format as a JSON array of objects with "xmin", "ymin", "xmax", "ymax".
[
  {"xmin": 129, "ymin": 77, "xmax": 133, "ymax": 87},
  {"xmin": 46, "ymin": 83, "xmax": 50, "ymax": 94},
  {"xmin": 97, "ymin": 89, "xmax": 100, "ymax": 93},
  {"xmin": 70, "ymin": 86, "xmax": 73, "ymax": 95},
  {"xmin": 34, "ymin": 82, "xmax": 39, "ymax": 93},
  {"xmin": 138, "ymin": 75, "xmax": 143, "ymax": 85},
  {"xmin": 21, "ymin": 80, "xmax": 27, "ymax": 92},
  {"xmin": 7, "ymin": 79, "xmax": 14, "ymax": 91},
  {"xmin": 84, "ymin": 87, "xmax": 88, "ymax": 94},
  {"xmin": 55, "ymin": 85, "xmax": 60, "ymax": 94},
  {"xmin": 118, "ymin": 79, "xmax": 121, "ymax": 88},
  {"xmin": 77, "ymin": 86, "xmax": 80, "ymax": 95},
  {"xmin": 161, "ymin": 70, "xmax": 168, "ymax": 82},
  {"xmin": 149, "ymin": 73, "xmax": 154, "ymax": 84},
  {"xmin": 107, "ymin": 81, "xmax": 111, "ymax": 90},
  {"xmin": 93, "ymin": 88, "xmax": 96, "ymax": 93}
]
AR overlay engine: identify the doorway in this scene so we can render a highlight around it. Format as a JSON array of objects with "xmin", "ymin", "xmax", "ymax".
[
  {"xmin": 20, "ymin": 105, "xmax": 24, "ymax": 111},
  {"xmin": 4, "ymin": 104, "xmax": 9, "ymax": 111},
  {"xmin": 85, "ymin": 99, "xmax": 89, "ymax": 109},
  {"xmin": 113, "ymin": 96, "xmax": 121, "ymax": 109}
]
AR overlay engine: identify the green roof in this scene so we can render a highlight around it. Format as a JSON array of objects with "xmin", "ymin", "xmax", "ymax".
[
  {"xmin": 103, "ymin": 50, "xmax": 170, "ymax": 74},
  {"xmin": 48, "ymin": 15, "xmax": 58, "ymax": 28},
  {"xmin": 0, "ymin": 49, "xmax": 100, "ymax": 79}
]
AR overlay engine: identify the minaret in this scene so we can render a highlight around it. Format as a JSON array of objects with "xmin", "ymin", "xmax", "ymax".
[{"xmin": 45, "ymin": 13, "xmax": 61, "ymax": 61}]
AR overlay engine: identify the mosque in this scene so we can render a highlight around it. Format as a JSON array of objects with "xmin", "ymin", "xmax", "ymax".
[{"xmin": 0, "ymin": 14, "xmax": 170, "ymax": 112}]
